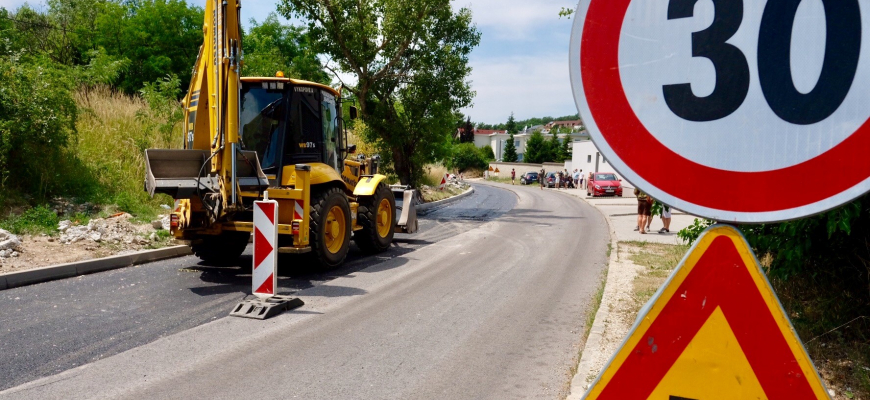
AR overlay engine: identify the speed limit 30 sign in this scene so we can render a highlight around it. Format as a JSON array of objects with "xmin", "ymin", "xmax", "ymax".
[{"xmin": 570, "ymin": 0, "xmax": 870, "ymax": 222}]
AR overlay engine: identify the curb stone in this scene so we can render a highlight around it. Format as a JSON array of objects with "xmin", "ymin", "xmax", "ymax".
[
  {"xmin": 0, "ymin": 245, "xmax": 192, "ymax": 291},
  {"xmin": 416, "ymin": 186, "xmax": 474, "ymax": 211}
]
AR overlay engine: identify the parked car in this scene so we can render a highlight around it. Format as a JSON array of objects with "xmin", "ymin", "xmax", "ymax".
[
  {"xmin": 544, "ymin": 172, "xmax": 556, "ymax": 188},
  {"xmin": 587, "ymin": 172, "xmax": 623, "ymax": 197},
  {"xmin": 520, "ymin": 171, "xmax": 539, "ymax": 185}
]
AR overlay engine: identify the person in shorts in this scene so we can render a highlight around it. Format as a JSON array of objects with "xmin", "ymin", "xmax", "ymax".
[
  {"xmin": 634, "ymin": 188, "xmax": 652, "ymax": 234},
  {"xmin": 659, "ymin": 204, "xmax": 672, "ymax": 233},
  {"xmin": 555, "ymin": 172, "xmax": 561, "ymax": 189},
  {"xmin": 511, "ymin": 168, "xmax": 516, "ymax": 185},
  {"xmin": 539, "ymin": 168, "xmax": 546, "ymax": 190}
]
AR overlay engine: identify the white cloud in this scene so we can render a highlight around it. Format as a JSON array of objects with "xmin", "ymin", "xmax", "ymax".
[
  {"xmin": 462, "ymin": 55, "xmax": 578, "ymax": 123},
  {"xmin": 455, "ymin": 0, "xmax": 576, "ymax": 39}
]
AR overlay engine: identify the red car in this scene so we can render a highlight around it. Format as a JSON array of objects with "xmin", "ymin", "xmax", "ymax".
[{"xmin": 587, "ymin": 172, "xmax": 623, "ymax": 197}]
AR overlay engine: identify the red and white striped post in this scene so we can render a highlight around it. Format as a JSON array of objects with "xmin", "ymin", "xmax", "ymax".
[{"xmin": 253, "ymin": 194, "xmax": 278, "ymax": 298}]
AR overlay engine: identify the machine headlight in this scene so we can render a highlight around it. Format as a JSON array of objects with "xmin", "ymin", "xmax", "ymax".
[{"xmin": 595, "ymin": 185, "xmax": 601, "ymax": 189}]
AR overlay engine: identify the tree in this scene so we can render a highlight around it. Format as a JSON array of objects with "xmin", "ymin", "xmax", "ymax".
[
  {"xmin": 481, "ymin": 145, "xmax": 495, "ymax": 161},
  {"xmin": 558, "ymin": 134, "xmax": 571, "ymax": 162},
  {"xmin": 95, "ymin": 0, "xmax": 204, "ymax": 93},
  {"xmin": 505, "ymin": 112, "xmax": 518, "ymax": 134},
  {"xmin": 459, "ymin": 117, "xmax": 474, "ymax": 143},
  {"xmin": 524, "ymin": 131, "xmax": 546, "ymax": 163},
  {"xmin": 546, "ymin": 131, "xmax": 561, "ymax": 162},
  {"xmin": 503, "ymin": 133, "xmax": 518, "ymax": 162},
  {"xmin": 280, "ymin": 0, "xmax": 481, "ymax": 186},
  {"xmin": 242, "ymin": 13, "xmax": 329, "ymax": 83},
  {"xmin": 447, "ymin": 142, "xmax": 487, "ymax": 173}
]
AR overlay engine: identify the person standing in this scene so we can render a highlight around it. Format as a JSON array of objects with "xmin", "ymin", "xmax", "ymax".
[
  {"xmin": 555, "ymin": 171, "xmax": 561, "ymax": 190},
  {"xmin": 578, "ymin": 169, "xmax": 584, "ymax": 189},
  {"xmin": 634, "ymin": 188, "xmax": 652, "ymax": 234},
  {"xmin": 539, "ymin": 168, "xmax": 546, "ymax": 190},
  {"xmin": 572, "ymin": 169, "xmax": 580, "ymax": 188},
  {"xmin": 659, "ymin": 204, "xmax": 672, "ymax": 233},
  {"xmin": 511, "ymin": 168, "xmax": 516, "ymax": 185}
]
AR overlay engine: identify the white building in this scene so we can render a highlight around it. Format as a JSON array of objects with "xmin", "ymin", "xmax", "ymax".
[{"xmin": 571, "ymin": 140, "xmax": 624, "ymax": 180}]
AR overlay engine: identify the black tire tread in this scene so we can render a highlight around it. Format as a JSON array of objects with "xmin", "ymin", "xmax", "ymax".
[
  {"xmin": 309, "ymin": 186, "xmax": 351, "ymax": 269},
  {"xmin": 354, "ymin": 183, "xmax": 395, "ymax": 254}
]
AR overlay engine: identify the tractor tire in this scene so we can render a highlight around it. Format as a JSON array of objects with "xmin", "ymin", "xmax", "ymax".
[
  {"xmin": 309, "ymin": 187, "xmax": 352, "ymax": 269},
  {"xmin": 354, "ymin": 183, "xmax": 395, "ymax": 254},
  {"xmin": 191, "ymin": 231, "xmax": 250, "ymax": 264}
]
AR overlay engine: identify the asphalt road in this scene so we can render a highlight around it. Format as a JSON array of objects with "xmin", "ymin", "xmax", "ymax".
[{"xmin": 1, "ymin": 182, "xmax": 609, "ymax": 399}]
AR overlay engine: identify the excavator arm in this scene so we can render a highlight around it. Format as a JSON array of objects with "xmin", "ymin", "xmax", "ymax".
[{"xmin": 144, "ymin": 0, "xmax": 267, "ymax": 217}]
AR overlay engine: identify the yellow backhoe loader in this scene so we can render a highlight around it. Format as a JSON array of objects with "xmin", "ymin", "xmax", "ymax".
[{"xmin": 143, "ymin": 0, "xmax": 417, "ymax": 269}]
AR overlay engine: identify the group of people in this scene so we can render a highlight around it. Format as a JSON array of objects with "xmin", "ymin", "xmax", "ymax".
[
  {"xmin": 634, "ymin": 189, "xmax": 671, "ymax": 234},
  {"xmin": 525, "ymin": 168, "xmax": 585, "ymax": 190}
]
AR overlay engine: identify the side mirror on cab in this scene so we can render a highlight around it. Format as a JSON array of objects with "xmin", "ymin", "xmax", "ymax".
[
  {"xmin": 347, "ymin": 144, "xmax": 357, "ymax": 154},
  {"xmin": 349, "ymin": 106, "xmax": 358, "ymax": 120}
]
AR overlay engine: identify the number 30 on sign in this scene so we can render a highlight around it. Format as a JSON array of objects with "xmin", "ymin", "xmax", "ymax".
[{"xmin": 570, "ymin": 0, "xmax": 870, "ymax": 223}]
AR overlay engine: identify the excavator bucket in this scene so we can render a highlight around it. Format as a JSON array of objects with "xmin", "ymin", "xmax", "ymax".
[
  {"xmin": 144, "ymin": 149, "xmax": 268, "ymax": 199},
  {"xmin": 391, "ymin": 185, "xmax": 418, "ymax": 234}
]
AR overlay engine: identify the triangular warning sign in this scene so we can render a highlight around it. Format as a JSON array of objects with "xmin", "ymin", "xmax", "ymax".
[{"xmin": 584, "ymin": 225, "xmax": 829, "ymax": 400}]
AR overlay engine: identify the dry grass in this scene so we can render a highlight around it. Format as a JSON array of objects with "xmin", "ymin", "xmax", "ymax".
[
  {"xmin": 72, "ymin": 86, "xmax": 178, "ymax": 219},
  {"xmin": 621, "ymin": 241, "xmax": 688, "ymax": 315}
]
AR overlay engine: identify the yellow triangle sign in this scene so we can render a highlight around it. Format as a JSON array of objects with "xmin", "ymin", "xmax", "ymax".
[{"xmin": 583, "ymin": 225, "xmax": 829, "ymax": 400}]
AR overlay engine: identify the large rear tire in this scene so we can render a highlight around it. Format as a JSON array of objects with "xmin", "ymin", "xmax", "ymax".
[
  {"xmin": 191, "ymin": 231, "xmax": 250, "ymax": 264},
  {"xmin": 354, "ymin": 183, "xmax": 395, "ymax": 254},
  {"xmin": 310, "ymin": 187, "xmax": 352, "ymax": 269}
]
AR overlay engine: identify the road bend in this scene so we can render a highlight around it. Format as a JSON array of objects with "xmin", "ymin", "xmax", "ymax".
[{"xmin": 0, "ymin": 182, "xmax": 609, "ymax": 399}]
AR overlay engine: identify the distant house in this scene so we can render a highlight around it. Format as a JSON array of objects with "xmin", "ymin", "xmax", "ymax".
[{"xmin": 546, "ymin": 120, "xmax": 584, "ymax": 131}]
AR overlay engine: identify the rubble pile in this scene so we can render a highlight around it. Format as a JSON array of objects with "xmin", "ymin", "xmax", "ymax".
[
  {"xmin": 58, "ymin": 213, "xmax": 154, "ymax": 245},
  {"xmin": 0, "ymin": 229, "xmax": 21, "ymax": 259}
]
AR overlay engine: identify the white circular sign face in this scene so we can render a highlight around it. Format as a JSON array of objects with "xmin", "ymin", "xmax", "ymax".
[{"xmin": 570, "ymin": 0, "xmax": 870, "ymax": 223}]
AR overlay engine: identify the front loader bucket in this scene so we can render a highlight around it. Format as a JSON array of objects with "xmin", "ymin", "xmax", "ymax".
[
  {"xmin": 144, "ymin": 149, "xmax": 268, "ymax": 199},
  {"xmin": 391, "ymin": 186, "xmax": 418, "ymax": 234}
]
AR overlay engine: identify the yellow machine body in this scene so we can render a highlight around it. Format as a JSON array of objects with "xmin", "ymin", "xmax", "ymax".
[{"xmin": 146, "ymin": 0, "xmax": 416, "ymax": 268}]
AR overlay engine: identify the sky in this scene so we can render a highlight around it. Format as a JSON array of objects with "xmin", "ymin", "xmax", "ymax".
[{"xmin": 0, "ymin": 0, "xmax": 580, "ymax": 124}]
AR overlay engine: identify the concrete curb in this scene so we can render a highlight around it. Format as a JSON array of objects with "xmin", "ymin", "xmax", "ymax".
[
  {"xmin": 0, "ymin": 245, "xmax": 192, "ymax": 291},
  {"xmin": 416, "ymin": 186, "xmax": 474, "ymax": 211}
]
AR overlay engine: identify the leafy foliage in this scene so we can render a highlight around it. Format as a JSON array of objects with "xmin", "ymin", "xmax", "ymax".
[
  {"xmin": 459, "ymin": 117, "xmax": 474, "ymax": 143},
  {"xmin": 523, "ymin": 131, "xmax": 547, "ymax": 163},
  {"xmin": 94, "ymin": 0, "xmax": 203, "ymax": 94},
  {"xmin": 505, "ymin": 112, "xmax": 518, "ymax": 134},
  {"xmin": 242, "ymin": 13, "xmax": 329, "ymax": 83},
  {"xmin": 0, "ymin": 55, "xmax": 78, "ymax": 199},
  {"xmin": 0, "ymin": 205, "xmax": 59, "ymax": 234},
  {"xmin": 502, "ymin": 133, "xmax": 518, "ymax": 162},
  {"xmin": 446, "ymin": 142, "xmax": 487, "ymax": 173},
  {"xmin": 281, "ymin": 0, "xmax": 481, "ymax": 186},
  {"xmin": 477, "ymin": 113, "xmax": 580, "ymax": 131},
  {"xmin": 480, "ymin": 145, "xmax": 495, "ymax": 161}
]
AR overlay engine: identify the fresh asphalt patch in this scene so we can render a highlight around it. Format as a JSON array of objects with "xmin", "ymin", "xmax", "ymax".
[{"xmin": 0, "ymin": 183, "xmax": 515, "ymax": 391}]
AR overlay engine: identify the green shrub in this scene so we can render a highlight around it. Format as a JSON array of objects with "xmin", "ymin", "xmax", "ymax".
[
  {"xmin": 447, "ymin": 142, "xmax": 488, "ymax": 173},
  {"xmin": 0, "ymin": 55, "xmax": 78, "ymax": 200},
  {"xmin": 0, "ymin": 205, "xmax": 59, "ymax": 235}
]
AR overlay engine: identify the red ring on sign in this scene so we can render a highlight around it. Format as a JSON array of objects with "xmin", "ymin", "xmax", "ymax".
[{"xmin": 581, "ymin": 0, "xmax": 870, "ymax": 212}]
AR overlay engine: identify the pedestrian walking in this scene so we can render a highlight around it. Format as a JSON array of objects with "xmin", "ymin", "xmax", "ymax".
[
  {"xmin": 539, "ymin": 168, "xmax": 546, "ymax": 190},
  {"xmin": 634, "ymin": 188, "xmax": 652, "ymax": 234},
  {"xmin": 659, "ymin": 204, "xmax": 672, "ymax": 233},
  {"xmin": 511, "ymin": 168, "xmax": 516, "ymax": 185}
]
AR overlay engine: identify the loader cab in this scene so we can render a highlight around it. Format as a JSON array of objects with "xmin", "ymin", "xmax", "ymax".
[{"xmin": 239, "ymin": 78, "xmax": 344, "ymax": 185}]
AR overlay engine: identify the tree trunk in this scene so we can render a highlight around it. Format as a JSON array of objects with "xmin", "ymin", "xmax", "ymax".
[{"xmin": 392, "ymin": 147, "xmax": 414, "ymax": 187}]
